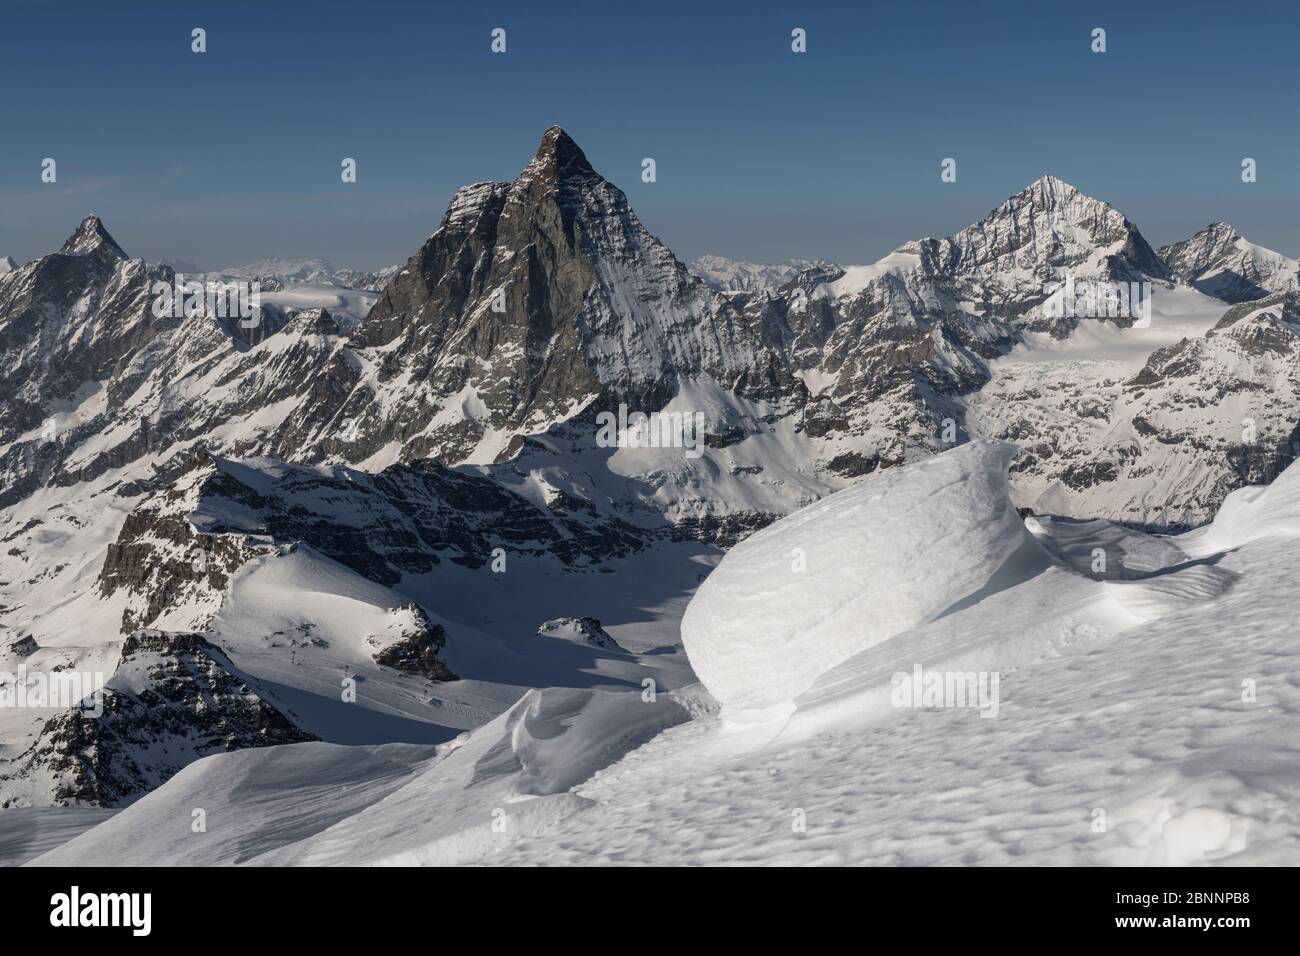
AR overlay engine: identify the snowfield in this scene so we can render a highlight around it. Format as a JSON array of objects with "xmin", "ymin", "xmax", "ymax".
[{"xmin": 21, "ymin": 442, "xmax": 1300, "ymax": 866}]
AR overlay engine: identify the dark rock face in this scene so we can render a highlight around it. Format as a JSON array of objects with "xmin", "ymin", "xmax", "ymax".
[
  {"xmin": 668, "ymin": 511, "xmax": 776, "ymax": 549},
  {"xmin": 349, "ymin": 126, "xmax": 797, "ymax": 464},
  {"xmin": 372, "ymin": 604, "xmax": 456, "ymax": 681},
  {"xmin": 825, "ymin": 451, "xmax": 881, "ymax": 478},
  {"xmin": 5, "ymin": 635, "xmax": 38, "ymax": 657},
  {"xmin": 97, "ymin": 452, "xmax": 260, "ymax": 634},
  {"xmin": 188, "ymin": 455, "xmax": 649, "ymax": 580},
  {"xmin": 0, "ymin": 218, "xmax": 175, "ymax": 508},
  {"xmin": 4, "ymin": 629, "xmax": 315, "ymax": 808}
]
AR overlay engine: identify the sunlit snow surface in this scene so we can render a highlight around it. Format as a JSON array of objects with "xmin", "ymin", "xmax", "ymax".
[{"xmin": 25, "ymin": 443, "xmax": 1300, "ymax": 866}]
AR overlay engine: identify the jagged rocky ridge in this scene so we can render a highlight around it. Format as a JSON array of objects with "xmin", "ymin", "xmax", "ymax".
[
  {"xmin": 1, "ymin": 628, "xmax": 314, "ymax": 808},
  {"xmin": 5, "ymin": 131, "xmax": 1287, "ymax": 540},
  {"xmin": 97, "ymin": 447, "xmax": 649, "ymax": 636}
]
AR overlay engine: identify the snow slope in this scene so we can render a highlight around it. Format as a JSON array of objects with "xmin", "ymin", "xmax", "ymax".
[
  {"xmin": 28, "ymin": 442, "xmax": 1298, "ymax": 865},
  {"xmin": 1182, "ymin": 442, "xmax": 1300, "ymax": 554},
  {"xmin": 30, "ymin": 685, "xmax": 695, "ymax": 866}
]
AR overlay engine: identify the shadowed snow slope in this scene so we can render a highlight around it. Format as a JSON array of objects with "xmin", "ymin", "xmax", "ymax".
[{"xmin": 680, "ymin": 442, "xmax": 1042, "ymax": 713}]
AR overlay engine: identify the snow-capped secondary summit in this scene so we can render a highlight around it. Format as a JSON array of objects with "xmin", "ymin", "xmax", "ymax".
[
  {"xmin": 60, "ymin": 215, "xmax": 128, "ymax": 259},
  {"xmin": 1159, "ymin": 222, "xmax": 1300, "ymax": 303}
]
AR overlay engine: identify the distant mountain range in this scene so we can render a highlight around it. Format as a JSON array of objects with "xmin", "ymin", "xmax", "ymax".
[
  {"xmin": 689, "ymin": 255, "xmax": 842, "ymax": 293},
  {"xmin": 208, "ymin": 257, "xmax": 401, "ymax": 293}
]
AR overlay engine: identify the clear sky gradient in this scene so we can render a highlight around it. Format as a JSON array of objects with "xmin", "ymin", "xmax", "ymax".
[{"xmin": 2, "ymin": 0, "xmax": 1296, "ymax": 271}]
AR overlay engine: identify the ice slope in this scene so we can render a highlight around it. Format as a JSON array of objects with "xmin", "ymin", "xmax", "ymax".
[{"xmin": 680, "ymin": 442, "xmax": 1039, "ymax": 714}]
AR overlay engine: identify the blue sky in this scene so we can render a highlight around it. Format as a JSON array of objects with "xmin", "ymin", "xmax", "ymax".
[{"xmin": 2, "ymin": 0, "xmax": 1297, "ymax": 270}]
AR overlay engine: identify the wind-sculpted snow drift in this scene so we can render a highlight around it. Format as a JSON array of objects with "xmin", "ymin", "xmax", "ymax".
[
  {"xmin": 680, "ymin": 442, "xmax": 1041, "ymax": 714},
  {"xmin": 1185, "ymin": 443, "xmax": 1300, "ymax": 553}
]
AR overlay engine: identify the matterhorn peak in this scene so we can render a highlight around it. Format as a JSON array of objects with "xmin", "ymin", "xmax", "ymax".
[
  {"xmin": 60, "ymin": 215, "xmax": 128, "ymax": 259},
  {"xmin": 518, "ymin": 126, "xmax": 600, "ymax": 186}
]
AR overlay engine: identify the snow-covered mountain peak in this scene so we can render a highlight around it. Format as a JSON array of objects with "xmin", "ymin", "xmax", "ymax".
[
  {"xmin": 1023, "ymin": 173, "xmax": 1082, "ymax": 203},
  {"xmin": 1201, "ymin": 220, "xmax": 1241, "ymax": 241},
  {"xmin": 0, "ymin": 255, "xmax": 16, "ymax": 274},
  {"xmin": 1163, "ymin": 221, "xmax": 1246, "ymax": 263},
  {"xmin": 1160, "ymin": 223, "xmax": 1300, "ymax": 303},
  {"xmin": 59, "ymin": 215, "xmax": 127, "ymax": 259},
  {"xmin": 953, "ymin": 175, "xmax": 1155, "ymax": 267},
  {"xmin": 352, "ymin": 126, "xmax": 792, "ymax": 464}
]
